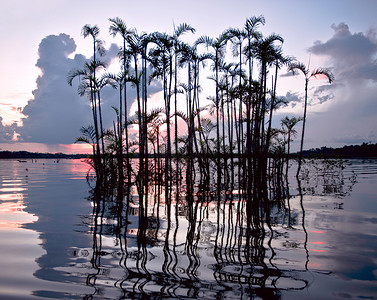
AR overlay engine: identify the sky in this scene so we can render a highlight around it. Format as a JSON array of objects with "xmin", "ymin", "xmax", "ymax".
[{"xmin": 0, "ymin": 0, "xmax": 377, "ymax": 153}]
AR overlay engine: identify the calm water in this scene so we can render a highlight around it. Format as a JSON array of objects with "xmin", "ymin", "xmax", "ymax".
[{"xmin": 0, "ymin": 158, "xmax": 376, "ymax": 299}]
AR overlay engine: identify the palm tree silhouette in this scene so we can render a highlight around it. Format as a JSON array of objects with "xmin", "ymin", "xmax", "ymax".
[
  {"xmin": 81, "ymin": 24, "xmax": 106, "ymax": 155},
  {"xmin": 288, "ymin": 61, "xmax": 334, "ymax": 176},
  {"xmin": 67, "ymin": 59, "xmax": 107, "ymax": 170},
  {"xmin": 109, "ymin": 18, "xmax": 135, "ymax": 152},
  {"xmin": 172, "ymin": 23, "xmax": 196, "ymax": 157},
  {"xmin": 281, "ymin": 116, "xmax": 302, "ymax": 175}
]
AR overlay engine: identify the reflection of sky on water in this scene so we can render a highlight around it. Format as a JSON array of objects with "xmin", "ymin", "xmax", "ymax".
[
  {"xmin": 0, "ymin": 160, "xmax": 42, "ymax": 299},
  {"xmin": 0, "ymin": 159, "xmax": 94, "ymax": 298},
  {"xmin": 0, "ymin": 159, "xmax": 376, "ymax": 299},
  {"xmin": 292, "ymin": 160, "xmax": 377, "ymax": 299}
]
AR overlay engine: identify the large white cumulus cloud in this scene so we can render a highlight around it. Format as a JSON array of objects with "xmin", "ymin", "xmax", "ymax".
[
  {"xmin": 15, "ymin": 33, "xmax": 162, "ymax": 145},
  {"xmin": 19, "ymin": 34, "xmax": 92, "ymax": 144}
]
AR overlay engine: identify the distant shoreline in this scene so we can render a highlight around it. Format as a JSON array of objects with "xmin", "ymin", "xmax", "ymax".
[
  {"xmin": 1, "ymin": 143, "xmax": 376, "ymax": 160},
  {"xmin": 299, "ymin": 143, "xmax": 377, "ymax": 159},
  {"xmin": 0, "ymin": 151, "xmax": 89, "ymax": 160}
]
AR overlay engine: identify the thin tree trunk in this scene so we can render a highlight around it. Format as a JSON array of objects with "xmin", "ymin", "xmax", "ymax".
[{"xmin": 297, "ymin": 79, "xmax": 308, "ymax": 177}]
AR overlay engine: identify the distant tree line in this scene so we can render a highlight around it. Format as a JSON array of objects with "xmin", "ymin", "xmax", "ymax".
[
  {"xmin": 0, "ymin": 151, "xmax": 87, "ymax": 159},
  {"xmin": 299, "ymin": 143, "xmax": 377, "ymax": 158},
  {"xmin": 1, "ymin": 143, "xmax": 375, "ymax": 160}
]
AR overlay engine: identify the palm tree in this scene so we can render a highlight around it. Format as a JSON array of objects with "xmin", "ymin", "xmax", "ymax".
[
  {"xmin": 109, "ymin": 17, "xmax": 135, "ymax": 187},
  {"xmin": 195, "ymin": 32, "xmax": 228, "ymax": 200},
  {"xmin": 172, "ymin": 24, "xmax": 196, "ymax": 156},
  {"xmin": 178, "ymin": 42, "xmax": 212, "ymax": 158},
  {"xmin": 148, "ymin": 32, "xmax": 175, "ymax": 158},
  {"xmin": 99, "ymin": 72, "xmax": 129, "ymax": 183},
  {"xmin": 75, "ymin": 125, "xmax": 97, "ymax": 158},
  {"xmin": 227, "ymin": 16, "xmax": 265, "ymax": 161},
  {"xmin": 81, "ymin": 24, "xmax": 106, "ymax": 155},
  {"xmin": 196, "ymin": 33, "xmax": 228, "ymax": 157},
  {"xmin": 126, "ymin": 30, "xmax": 149, "ymax": 195},
  {"xmin": 225, "ymin": 27, "xmax": 246, "ymax": 161},
  {"xmin": 288, "ymin": 61, "xmax": 334, "ymax": 176},
  {"xmin": 251, "ymin": 33, "xmax": 284, "ymax": 151},
  {"xmin": 126, "ymin": 30, "xmax": 145, "ymax": 156},
  {"xmin": 170, "ymin": 24, "xmax": 196, "ymax": 196},
  {"xmin": 67, "ymin": 59, "xmax": 107, "ymax": 171},
  {"xmin": 108, "ymin": 19, "xmax": 134, "ymax": 139},
  {"xmin": 243, "ymin": 16, "xmax": 265, "ymax": 161},
  {"xmin": 148, "ymin": 31, "xmax": 178, "ymax": 205},
  {"xmin": 265, "ymin": 53, "xmax": 292, "ymax": 154},
  {"xmin": 281, "ymin": 116, "xmax": 302, "ymax": 158}
]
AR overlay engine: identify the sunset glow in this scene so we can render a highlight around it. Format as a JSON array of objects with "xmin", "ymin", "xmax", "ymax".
[
  {"xmin": 58, "ymin": 143, "xmax": 92, "ymax": 154},
  {"xmin": 0, "ymin": 201, "xmax": 38, "ymax": 230},
  {"xmin": 0, "ymin": 2, "xmax": 376, "ymax": 299},
  {"xmin": 0, "ymin": 0, "xmax": 376, "ymax": 152},
  {"xmin": 309, "ymin": 230, "xmax": 326, "ymax": 234}
]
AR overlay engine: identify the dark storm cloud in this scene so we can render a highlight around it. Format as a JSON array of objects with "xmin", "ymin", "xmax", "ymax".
[
  {"xmin": 309, "ymin": 22, "xmax": 377, "ymax": 81},
  {"xmin": 304, "ymin": 23, "xmax": 377, "ymax": 148}
]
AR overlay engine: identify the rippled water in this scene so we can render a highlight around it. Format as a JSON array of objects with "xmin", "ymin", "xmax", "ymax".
[{"xmin": 0, "ymin": 158, "xmax": 376, "ymax": 299}]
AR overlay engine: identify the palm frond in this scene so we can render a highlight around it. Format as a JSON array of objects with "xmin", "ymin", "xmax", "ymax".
[
  {"xmin": 108, "ymin": 17, "xmax": 132, "ymax": 38},
  {"xmin": 288, "ymin": 61, "xmax": 308, "ymax": 76},
  {"xmin": 245, "ymin": 15, "xmax": 266, "ymax": 33},
  {"xmin": 174, "ymin": 23, "xmax": 196, "ymax": 37},
  {"xmin": 194, "ymin": 35, "xmax": 213, "ymax": 48},
  {"xmin": 175, "ymin": 110, "xmax": 188, "ymax": 124},
  {"xmin": 75, "ymin": 137, "xmax": 90, "ymax": 144},
  {"xmin": 310, "ymin": 68, "xmax": 334, "ymax": 83},
  {"xmin": 76, "ymin": 125, "xmax": 96, "ymax": 143},
  {"xmin": 81, "ymin": 24, "xmax": 100, "ymax": 38},
  {"xmin": 67, "ymin": 69, "xmax": 86, "ymax": 86}
]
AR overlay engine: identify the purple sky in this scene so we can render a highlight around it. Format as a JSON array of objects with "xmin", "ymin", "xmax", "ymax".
[{"xmin": 0, "ymin": 0, "xmax": 377, "ymax": 153}]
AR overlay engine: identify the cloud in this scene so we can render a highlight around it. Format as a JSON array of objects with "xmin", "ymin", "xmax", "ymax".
[
  {"xmin": 312, "ymin": 84, "xmax": 336, "ymax": 104},
  {"xmin": 309, "ymin": 22, "xmax": 377, "ymax": 82},
  {"xmin": 283, "ymin": 91, "xmax": 301, "ymax": 108},
  {"xmin": 0, "ymin": 116, "xmax": 16, "ymax": 142},
  {"xmin": 332, "ymin": 133, "xmax": 377, "ymax": 145},
  {"xmin": 18, "ymin": 34, "xmax": 92, "ymax": 144},
  {"xmin": 16, "ymin": 34, "xmax": 162, "ymax": 145},
  {"xmin": 289, "ymin": 23, "xmax": 377, "ymax": 150}
]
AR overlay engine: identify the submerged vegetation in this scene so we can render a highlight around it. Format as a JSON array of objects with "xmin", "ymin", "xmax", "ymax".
[
  {"xmin": 65, "ymin": 16, "xmax": 340, "ymax": 297},
  {"xmin": 68, "ymin": 15, "xmax": 334, "ymax": 188}
]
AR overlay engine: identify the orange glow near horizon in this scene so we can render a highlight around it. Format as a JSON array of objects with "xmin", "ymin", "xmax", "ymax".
[
  {"xmin": 309, "ymin": 230, "xmax": 326, "ymax": 233},
  {"xmin": 0, "ymin": 142, "xmax": 93, "ymax": 154},
  {"xmin": 308, "ymin": 262, "xmax": 321, "ymax": 268},
  {"xmin": 58, "ymin": 143, "xmax": 92, "ymax": 154},
  {"xmin": 66, "ymin": 159, "xmax": 93, "ymax": 178}
]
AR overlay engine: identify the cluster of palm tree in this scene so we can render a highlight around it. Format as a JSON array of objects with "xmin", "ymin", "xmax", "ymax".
[{"xmin": 67, "ymin": 16, "xmax": 333, "ymax": 202}]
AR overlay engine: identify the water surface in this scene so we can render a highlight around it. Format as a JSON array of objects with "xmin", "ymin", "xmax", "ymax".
[{"xmin": 0, "ymin": 158, "xmax": 376, "ymax": 299}]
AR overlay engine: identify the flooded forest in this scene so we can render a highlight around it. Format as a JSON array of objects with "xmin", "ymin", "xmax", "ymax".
[{"xmin": 67, "ymin": 16, "xmax": 338, "ymax": 298}]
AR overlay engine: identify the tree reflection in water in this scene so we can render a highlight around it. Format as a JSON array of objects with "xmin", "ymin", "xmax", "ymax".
[{"xmin": 76, "ymin": 158, "xmax": 356, "ymax": 299}]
